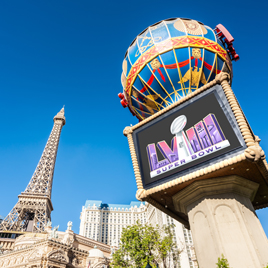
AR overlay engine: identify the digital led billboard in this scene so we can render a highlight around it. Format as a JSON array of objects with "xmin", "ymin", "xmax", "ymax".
[{"xmin": 132, "ymin": 85, "xmax": 246, "ymax": 189}]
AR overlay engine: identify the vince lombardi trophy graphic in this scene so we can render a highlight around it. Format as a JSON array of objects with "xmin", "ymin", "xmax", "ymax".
[{"xmin": 170, "ymin": 115, "xmax": 193, "ymax": 159}]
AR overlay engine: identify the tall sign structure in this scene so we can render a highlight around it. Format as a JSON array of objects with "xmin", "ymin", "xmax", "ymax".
[
  {"xmin": 0, "ymin": 108, "xmax": 65, "ymax": 233},
  {"xmin": 120, "ymin": 18, "xmax": 268, "ymax": 268}
]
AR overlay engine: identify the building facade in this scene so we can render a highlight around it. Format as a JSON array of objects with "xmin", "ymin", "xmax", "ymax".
[
  {"xmin": 0, "ymin": 222, "xmax": 112, "ymax": 268},
  {"xmin": 80, "ymin": 201, "xmax": 197, "ymax": 268},
  {"xmin": 79, "ymin": 201, "xmax": 147, "ymax": 246}
]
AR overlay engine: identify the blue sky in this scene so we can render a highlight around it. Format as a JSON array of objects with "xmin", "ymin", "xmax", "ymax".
[{"xmin": 0, "ymin": 0, "xmax": 267, "ymax": 235}]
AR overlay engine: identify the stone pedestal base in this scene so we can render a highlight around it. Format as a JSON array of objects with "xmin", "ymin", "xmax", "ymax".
[{"xmin": 172, "ymin": 176, "xmax": 268, "ymax": 268}]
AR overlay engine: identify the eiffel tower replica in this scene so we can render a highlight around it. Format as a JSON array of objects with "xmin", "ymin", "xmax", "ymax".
[{"xmin": 0, "ymin": 108, "xmax": 65, "ymax": 233}]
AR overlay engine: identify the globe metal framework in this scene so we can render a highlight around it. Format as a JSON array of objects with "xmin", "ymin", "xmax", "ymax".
[
  {"xmin": 0, "ymin": 108, "xmax": 65, "ymax": 233},
  {"xmin": 119, "ymin": 18, "xmax": 239, "ymax": 121}
]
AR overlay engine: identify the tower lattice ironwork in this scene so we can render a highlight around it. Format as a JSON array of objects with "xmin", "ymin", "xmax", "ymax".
[{"xmin": 0, "ymin": 108, "xmax": 65, "ymax": 233}]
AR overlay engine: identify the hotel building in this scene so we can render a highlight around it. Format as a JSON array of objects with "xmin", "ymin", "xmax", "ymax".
[
  {"xmin": 79, "ymin": 200, "xmax": 197, "ymax": 268},
  {"xmin": 79, "ymin": 200, "xmax": 147, "ymax": 246}
]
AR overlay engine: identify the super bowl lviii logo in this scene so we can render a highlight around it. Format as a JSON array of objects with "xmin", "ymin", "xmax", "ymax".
[{"xmin": 147, "ymin": 114, "xmax": 230, "ymax": 178}]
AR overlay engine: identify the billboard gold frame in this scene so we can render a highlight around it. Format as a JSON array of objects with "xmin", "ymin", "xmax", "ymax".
[{"xmin": 124, "ymin": 72, "xmax": 268, "ymax": 227}]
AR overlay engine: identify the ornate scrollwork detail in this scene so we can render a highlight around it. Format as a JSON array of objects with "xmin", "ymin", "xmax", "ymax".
[
  {"xmin": 29, "ymin": 249, "xmax": 43, "ymax": 260},
  {"xmin": 72, "ymin": 256, "xmax": 82, "ymax": 265},
  {"xmin": 123, "ymin": 126, "xmax": 133, "ymax": 136},
  {"xmin": 62, "ymin": 232, "xmax": 74, "ymax": 246},
  {"xmin": 136, "ymin": 189, "xmax": 146, "ymax": 201},
  {"xmin": 215, "ymin": 72, "xmax": 230, "ymax": 84},
  {"xmin": 48, "ymin": 250, "xmax": 67, "ymax": 263},
  {"xmin": 245, "ymin": 136, "xmax": 265, "ymax": 162}
]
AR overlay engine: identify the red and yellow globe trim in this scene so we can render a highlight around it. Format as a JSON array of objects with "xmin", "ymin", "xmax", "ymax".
[{"xmin": 125, "ymin": 36, "xmax": 229, "ymax": 95}]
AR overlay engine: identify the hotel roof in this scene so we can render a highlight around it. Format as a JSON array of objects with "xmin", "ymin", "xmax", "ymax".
[{"xmin": 84, "ymin": 200, "xmax": 145, "ymax": 209}]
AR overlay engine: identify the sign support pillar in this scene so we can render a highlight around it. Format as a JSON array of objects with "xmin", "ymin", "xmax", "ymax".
[{"xmin": 172, "ymin": 175, "xmax": 268, "ymax": 268}]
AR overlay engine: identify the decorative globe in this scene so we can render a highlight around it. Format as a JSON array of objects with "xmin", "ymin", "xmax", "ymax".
[{"xmin": 120, "ymin": 18, "xmax": 235, "ymax": 121}]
